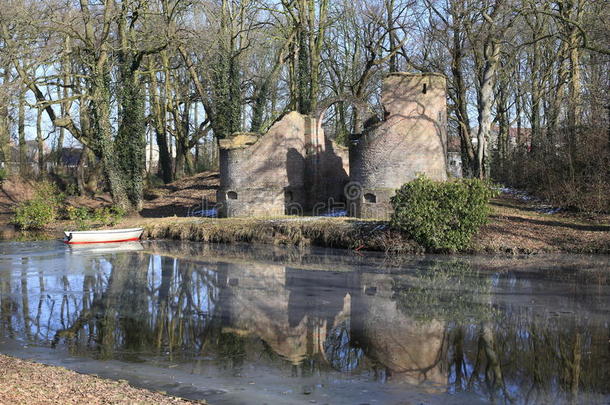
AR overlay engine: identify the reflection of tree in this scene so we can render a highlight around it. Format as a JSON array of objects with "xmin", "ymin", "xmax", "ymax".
[
  {"xmin": 412, "ymin": 259, "xmax": 610, "ymax": 404},
  {"xmin": 51, "ymin": 253, "xmax": 225, "ymax": 363},
  {"xmin": 2, "ymin": 249, "xmax": 609, "ymax": 404},
  {"xmin": 324, "ymin": 320, "xmax": 363, "ymax": 372},
  {"xmin": 20, "ymin": 259, "xmax": 31, "ymax": 340},
  {"xmin": 393, "ymin": 260, "xmax": 495, "ymax": 323},
  {"xmin": 0, "ymin": 270, "xmax": 15, "ymax": 337}
]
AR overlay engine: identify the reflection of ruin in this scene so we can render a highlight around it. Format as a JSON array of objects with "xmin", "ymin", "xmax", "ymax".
[
  {"xmin": 219, "ymin": 263, "xmax": 447, "ymax": 388},
  {"xmin": 4, "ymin": 247, "xmax": 609, "ymax": 402},
  {"xmin": 218, "ymin": 72, "xmax": 448, "ymax": 218},
  {"xmin": 219, "ymin": 263, "xmax": 355, "ymax": 366},
  {"xmin": 352, "ymin": 273, "xmax": 446, "ymax": 389}
]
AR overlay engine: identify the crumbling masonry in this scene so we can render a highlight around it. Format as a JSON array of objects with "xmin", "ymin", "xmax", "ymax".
[{"xmin": 217, "ymin": 72, "xmax": 448, "ymax": 218}]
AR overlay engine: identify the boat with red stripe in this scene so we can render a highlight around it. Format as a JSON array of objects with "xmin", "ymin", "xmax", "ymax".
[{"xmin": 63, "ymin": 228, "xmax": 144, "ymax": 244}]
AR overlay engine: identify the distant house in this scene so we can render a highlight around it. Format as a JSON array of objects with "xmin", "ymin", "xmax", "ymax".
[
  {"xmin": 0, "ymin": 141, "xmax": 47, "ymax": 173},
  {"xmin": 471, "ymin": 126, "xmax": 532, "ymax": 151},
  {"xmin": 59, "ymin": 147, "xmax": 83, "ymax": 167}
]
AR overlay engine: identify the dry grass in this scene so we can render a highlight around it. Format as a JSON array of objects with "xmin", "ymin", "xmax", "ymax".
[
  {"xmin": 0, "ymin": 354, "xmax": 203, "ymax": 405},
  {"xmin": 473, "ymin": 194, "xmax": 610, "ymax": 254},
  {"xmin": 138, "ymin": 216, "xmax": 423, "ymax": 254},
  {"xmin": 131, "ymin": 191, "xmax": 610, "ymax": 255}
]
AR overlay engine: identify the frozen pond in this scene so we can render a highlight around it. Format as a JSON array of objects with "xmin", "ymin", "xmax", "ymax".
[{"xmin": 0, "ymin": 240, "xmax": 609, "ymax": 404}]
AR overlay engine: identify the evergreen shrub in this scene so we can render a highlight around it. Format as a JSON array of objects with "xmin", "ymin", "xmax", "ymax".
[{"xmin": 390, "ymin": 176, "xmax": 498, "ymax": 252}]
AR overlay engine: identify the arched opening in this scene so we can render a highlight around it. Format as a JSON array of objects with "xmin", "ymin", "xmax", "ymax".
[
  {"xmin": 285, "ymin": 190, "xmax": 294, "ymax": 202},
  {"xmin": 315, "ymin": 95, "xmax": 375, "ymax": 135},
  {"xmin": 364, "ymin": 193, "xmax": 377, "ymax": 203},
  {"xmin": 227, "ymin": 191, "xmax": 238, "ymax": 200}
]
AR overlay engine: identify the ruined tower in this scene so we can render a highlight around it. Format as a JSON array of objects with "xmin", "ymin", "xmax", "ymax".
[
  {"xmin": 349, "ymin": 72, "xmax": 448, "ymax": 219},
  {"xmin": 217, "ymin": 112, "xmax": 349, "ymax": 217}
]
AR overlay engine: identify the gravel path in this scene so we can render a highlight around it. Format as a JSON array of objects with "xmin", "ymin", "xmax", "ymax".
[{"xmin": 0, "ymin": 354, "xmax": 204, "ymax": 405}]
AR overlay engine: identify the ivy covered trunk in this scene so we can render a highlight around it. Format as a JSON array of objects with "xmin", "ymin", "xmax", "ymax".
[
  {"xmin": 0, "ymin": 69, "xmax": 9, "ymax": 166},
  {"xmin": 116, "ymin": 58, "xmax": 146, "ymax": 211},
  {"xmin": 211, "ymin": 44, "xmax": 241, "ymax": 139},
  {"xmin": 90, "ymin": 69, "xmax": 131, "ymax": 211}
]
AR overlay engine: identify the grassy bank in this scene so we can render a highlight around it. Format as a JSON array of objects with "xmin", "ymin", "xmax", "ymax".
[
  {"xmin": 2, "ymin": 173, "xmax": 609, "ymax": 254},
  {"xmin": 130, "ymin": 189, "xmax": 610, "ymax": 254},
  {"xmin": 138, "ymin": 216, "xmax": 423, "ymax": 254},
  {"xmin": 3, "ymin": 197, "xmax": 609, "ymax": 255}
]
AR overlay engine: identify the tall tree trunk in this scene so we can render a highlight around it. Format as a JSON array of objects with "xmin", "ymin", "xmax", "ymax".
[
  {"xmin": 451, "ymin": 18, "xmax": 475, "ymax": 177},
  {"xmin": 115, "ymin": 1, "xmax": 146, "ymax": 210},
  {"xmin": 116, "ymin": 61, "xmax": 146, "ymax": 210},
  {"xmin": 476, "ymin": 40, "xmax": 501, "ymax": 179},
  {"xmin": 91, "ymin": 66, "xmax": 131, "ymax": 210},
  {"xmin": 0, "ymin": 68, "xmax": 9, "ymax": 167},
  {"xmin": 149, "ymin": 56, "xmax": 173, "ymax": 183},
  {"xmin": 307, "ymin": 0, "xmax": 327, "ymax": 114},
  {"xmin": 36, "ymin": 108, "xmax": 45, "ymax": 175},
  {"xmin": 18, "ymin": 89, "xmax": 26, "ymax": 175},
  {"xmin": 56, "ymin": 37, "xmax": 71, "ymax": 166},
  {"xmin": 386, "ymin": 0, "xmax": 398, "ymax": 73}
]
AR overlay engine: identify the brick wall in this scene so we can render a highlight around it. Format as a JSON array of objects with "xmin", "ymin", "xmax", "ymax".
[
  {"xmin": 218, "ymin": 112, "xmax": 349, "ymax": 217},
  {"xmin": 350, "ymin": 73, "xmax": 448, "ymax": 219}
]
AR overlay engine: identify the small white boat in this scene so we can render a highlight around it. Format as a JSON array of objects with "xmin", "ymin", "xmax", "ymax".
[{"xmin": 63, "ymin": 227, "xmax": 144, "ymax": 244}]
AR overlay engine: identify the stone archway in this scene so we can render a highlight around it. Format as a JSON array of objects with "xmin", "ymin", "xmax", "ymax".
[{"xmin": 314, "ymin": 95, "xmax": 376, "ymax": 134}]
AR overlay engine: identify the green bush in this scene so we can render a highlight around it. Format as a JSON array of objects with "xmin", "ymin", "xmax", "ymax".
[
  {"xmin": 13, "ymin": 182, "xmax": 64, "ymax": 230},
  {"xmin": 65, "ymin": 206, "xmax": 91, "ymax": 230},
  {"xmin": 66, "ymin": 205, "xmax": 126, "ymax": 229},
  {"xmin": 34, "ymin": 181, "xmax": 65, "ymax": 207},
  {"xmin": 0, "ymin": 167, "xmax": 8, "ymax": 182},
  {"xmin": 390, "ymin": 176, "xmax": 498, "ymax": 252},
  {"xmin": 91, "ymin": 206, "xmax": 126, "ymax": 226},
  {"xmin": 66, "ymin": 206, "xmax": 90, "ymax": 222}
]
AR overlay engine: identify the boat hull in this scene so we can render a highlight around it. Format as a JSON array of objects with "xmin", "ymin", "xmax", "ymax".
[{"xmin": 63, "ymin": 228, "xmax": 144, "ymax": 244}]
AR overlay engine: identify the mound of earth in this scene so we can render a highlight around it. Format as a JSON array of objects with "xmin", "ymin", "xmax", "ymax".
[
  {"xmin": 0, "ymin": 176, "xmax": 36, "ymax": 219},
  {"xmin": 140, "ymin": 171, "xmax": 219, "ymax": 218}
]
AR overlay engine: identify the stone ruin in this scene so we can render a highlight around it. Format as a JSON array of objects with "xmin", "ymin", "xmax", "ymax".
[
  {"xmin": 217, "ymin": 112, "xmax": 349, "ymax": 217},
  {"xmin": 217, "ymin": 72, "xmax": 449, "ymax": 218}
]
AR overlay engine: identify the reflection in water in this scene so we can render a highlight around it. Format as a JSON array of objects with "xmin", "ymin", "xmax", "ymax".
[{"xmin": 0, "ymin": 241, "xmax": 609, "ymax": 404}]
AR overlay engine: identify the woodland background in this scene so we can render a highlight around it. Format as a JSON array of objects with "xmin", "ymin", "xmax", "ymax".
[{"xmin": 0, "ymin": 0, "xmax": 608, "ymax": 212}]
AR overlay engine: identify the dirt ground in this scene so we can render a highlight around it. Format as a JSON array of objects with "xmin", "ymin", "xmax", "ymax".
[
  {"xmin": 0, "ymin": 176, "xmax": 36, "ymax": 219},
  {"xmin": 0, "ymin": 171, "xmax": 219, "ymax": 221},
  {"xmin": 474, "ymin": 192, "xmax": 610, "ymax": 254},
  {"xmin": 0, "ymin": 354, "xmax": 202, "ymax": 405},
  {"xmin": 140, "ymin": 171, "xmax": 219, "ymax": 217}
]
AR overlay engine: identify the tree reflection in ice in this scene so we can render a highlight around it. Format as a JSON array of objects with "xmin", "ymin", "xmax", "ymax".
[{"xmin": 0, "ymin": 242, "xmax": 608, "ymax": 404}]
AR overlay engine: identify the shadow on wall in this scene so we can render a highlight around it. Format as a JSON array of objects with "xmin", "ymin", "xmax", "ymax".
[
  {"xmin": 348, "ymin": 73, "xmax": 448, "ymax": 219},
  {"xmin": 287, "ymin": 139, "xmax": 350, "ymax": 216},
  {"xmin": 285, "ymin": 147, "xmax": 305, "ymax": 216}
]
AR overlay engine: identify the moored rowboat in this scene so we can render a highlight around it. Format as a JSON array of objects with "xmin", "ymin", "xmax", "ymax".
[{"xmin": 63, "ymin": 228, "xmax": 144, "ymax": 244}]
